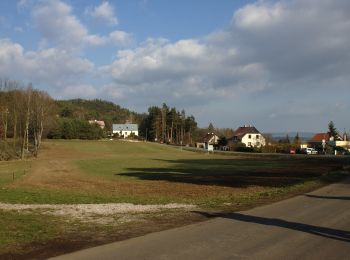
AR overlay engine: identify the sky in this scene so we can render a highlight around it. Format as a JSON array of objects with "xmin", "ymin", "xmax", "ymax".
[{"xmin": 0, "ymin": 0, "xmax": 349, "ymax": 133}]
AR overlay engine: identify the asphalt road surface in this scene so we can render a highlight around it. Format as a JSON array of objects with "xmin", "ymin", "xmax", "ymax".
[{"xmin": 51, "ymin": 179, "xmax": 350, "ymax": 260}]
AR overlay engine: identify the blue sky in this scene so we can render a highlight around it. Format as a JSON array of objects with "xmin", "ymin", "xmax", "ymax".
[{"xmin": 0, "ymin": 0, "xmax": 349, "ymax": 133}]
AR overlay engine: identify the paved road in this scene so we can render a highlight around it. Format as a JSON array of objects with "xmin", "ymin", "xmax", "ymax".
[{"xmin": 52, "ymin": 179, "xmax": 350, "ymax": 260}]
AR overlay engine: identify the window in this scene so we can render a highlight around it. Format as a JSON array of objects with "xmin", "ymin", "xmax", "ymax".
[
  {"xmin": 248, "ymin": 142, "xmax": 252, "ymax": 147},
  {"xmin": 256, "ymin": 142, "xmax": 260, "ymax": 146},
  {"xmin": 256, "ymin": 135, "xmax": 259, "ymax": 139},
  {"xmin": 248, "ymin": 135, "xmax": 251, "ymax": 139}
]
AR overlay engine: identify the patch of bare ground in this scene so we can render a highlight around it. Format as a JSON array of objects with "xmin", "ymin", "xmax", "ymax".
[{"xmin": 0, "ymin": 203, "xmax": 195, "ymax": 224}]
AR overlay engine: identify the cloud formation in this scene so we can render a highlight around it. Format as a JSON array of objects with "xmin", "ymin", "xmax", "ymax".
[
  {"xmin": 32, "ymin": 0, "xmax": 129, "ymax": 51},
  {"xmin": 85, "ymin": 1, "xmax": 118, "ymax": 26},
  {"xmin": 1, "ymin": 0, "xmax": 350, "ymax": 130},
  {"xmin": 0, "ymin": 39, "xmax": 93, "ymax": 87},
  {"xmin": 103, "ymin": 0, "xmax": 350, "ymax": 109}
]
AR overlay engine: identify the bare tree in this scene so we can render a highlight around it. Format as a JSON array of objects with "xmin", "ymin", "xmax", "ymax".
[{"xmin": 31, "ymin": 90, "xmax": 54, "ymax": 156}]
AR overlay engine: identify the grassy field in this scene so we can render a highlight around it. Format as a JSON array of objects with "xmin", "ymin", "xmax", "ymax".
[{"xmin": 0, "ymin": 139, "xmax": 349, "ymax": 258}]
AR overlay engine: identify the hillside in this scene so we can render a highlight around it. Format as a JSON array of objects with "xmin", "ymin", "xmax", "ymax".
[{"xmin": 56, "ymin": 99, "xmax": 146, "ymax": 131}]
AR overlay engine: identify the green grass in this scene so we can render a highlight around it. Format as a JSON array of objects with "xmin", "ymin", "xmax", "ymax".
[
  {"xmin": 0, "ymin": 187, "xmax": 173, "ymax": 205},
  {"xmin": 0, "ymin": 160, "xmax": 29, "ymax": 185},
  {"xmin": 0, "ymin": 210, "xmax": 65, "ymax": 250},
  {"xmin": 0, "ymin": 139, "xmax": 348, "ymax": 205}
]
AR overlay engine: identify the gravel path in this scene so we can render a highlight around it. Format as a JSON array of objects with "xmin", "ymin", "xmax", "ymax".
[{"xmin": 0, "ymin": 203, "xmax": 196, "ymax": 223}]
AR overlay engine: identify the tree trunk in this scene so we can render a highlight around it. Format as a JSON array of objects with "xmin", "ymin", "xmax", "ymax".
[
  {"xmin": 22, "ymin": 92, "xmax": 31, "ymax": 159},
  {"xmin": 13, "ymin": 112, "xmax": 17, "ymax": 150}
]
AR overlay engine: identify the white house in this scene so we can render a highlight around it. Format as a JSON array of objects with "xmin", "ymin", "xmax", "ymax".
[
  {"xmin": 196, "ymin": 133, "xmax": 219, "ymax": 149},
  {"xmin": 229, "ymin": 125, "xmax": 266, "ymax": 148},
  {"xmin": 112, "ymin": 124, "xmax": 139, "ymax": 138}
]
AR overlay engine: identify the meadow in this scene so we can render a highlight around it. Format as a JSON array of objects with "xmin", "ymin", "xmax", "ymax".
[{"xmin": 0, "ymin": 140, "xmax": 348, "ymax": 258}]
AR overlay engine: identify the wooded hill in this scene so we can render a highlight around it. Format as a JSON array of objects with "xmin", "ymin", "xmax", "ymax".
[
  {"xmin": 56, "ymin": 99, "xmax": 146, "ymax": 132},
  {"xmin": 55, "ymin": 100, "xmax": 199, "ymax": 144}
]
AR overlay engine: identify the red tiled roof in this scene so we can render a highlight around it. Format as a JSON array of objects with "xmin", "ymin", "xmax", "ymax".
[{"xmin": 311, "ymin": 133, "xmax": 330, "ymax": 142}]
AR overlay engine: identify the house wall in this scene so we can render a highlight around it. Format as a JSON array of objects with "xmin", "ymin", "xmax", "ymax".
[
  {"xmin": 208, "ymin": 135, "xmax": 219, "ymax": 144},
  {"xmin": 335, "ymin": 141, "xmax": 350, "ymax": 147},
  {"xmin": 113, "ymin": 130, "xmax": 139, "ymax": 137},
  {"xmin": 241, "ymin": 133, "xmax": 266, "ymax": 147}
]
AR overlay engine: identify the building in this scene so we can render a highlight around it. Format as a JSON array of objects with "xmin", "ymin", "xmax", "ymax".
[
  {"xmin": 88, "ymin": 120, "xmax": 105, "ymax": 129},
  {"xmin": 196, "ymin": 133, "xmax": 219, "ymax": 149},
  {"xmin": 310, "ymin": 132, "xmax": 349, "ymax": 148},
  {"xmin": 112, "ymin": 124, "xmax": 139, "ymax": 138},
  {"xmin": 228, "ymin": 125, "xmax": 266, "ymax": 148}
]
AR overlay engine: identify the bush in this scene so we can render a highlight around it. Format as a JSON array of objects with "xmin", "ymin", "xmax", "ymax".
[
  {"xmin": 47, "ymin": 118, "xmax": 104, "ymax": 140},
  {"xmin": 229, "ymin": 142, "xmax": 261, "ymax": 153}
]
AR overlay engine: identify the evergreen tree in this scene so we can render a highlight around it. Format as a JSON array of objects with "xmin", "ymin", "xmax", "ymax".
[
  {"xmin": 285, "ymin": 134, "xmax": 290, "ymax": 144},
  {"xmin": 294, "ymin": 132, "xmax": 300, "ymax": 144},
  {"xmin": 208, "ymin": 123, "xmax": 214, "ymax": 133},
  {"xmin": 328, "ymin": 121, "xmax": 338, "ymax": 138}
]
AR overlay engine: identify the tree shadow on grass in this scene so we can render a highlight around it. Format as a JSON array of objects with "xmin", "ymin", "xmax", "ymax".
[
  {"xmin": 118, "ymin": 158, "xmax": 338, "ymax": 189},
  {"xmin": 193, "ymin": 211, "xmax": 350, "ymax": 243}
]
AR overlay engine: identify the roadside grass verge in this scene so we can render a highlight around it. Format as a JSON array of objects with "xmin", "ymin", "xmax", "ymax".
[{"xmin": 0, "ymin": 210, "xmax": 66, "ymax": 254}]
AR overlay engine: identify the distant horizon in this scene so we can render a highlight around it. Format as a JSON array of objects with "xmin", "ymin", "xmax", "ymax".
[{"xmin": 1, "ymin": 0, "xmax": 349, "ymax": 132}]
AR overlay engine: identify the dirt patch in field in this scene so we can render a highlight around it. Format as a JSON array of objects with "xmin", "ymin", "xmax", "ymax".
[{"xmin": 0, "ymin": 202, "xmax": 195, "ymax": 224}]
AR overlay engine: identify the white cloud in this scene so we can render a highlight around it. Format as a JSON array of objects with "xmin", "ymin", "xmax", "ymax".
[
  {"xmin": 233, "ymin": 2, "xmax": 284, "ymax": 29},
  {"xmin": 86, "ymin": 1, "xmax": 118, "ymax": 26},
  {"xmin": 100, "ymin": 0, "xmax": 350, "ymax": 112},
  {"xmin": 0, "ymin": 39, "xmax": 93, "ymax": 87},
  {"xmin": 109, "ymin": 31, "xmax": 133, "ymax": 46},
  {"xmin": 32, "ymin": 0, "xmax": 130, "ymax": 51},
  {"xmin": 85, "ymin": 31, "xmax": 133, "ymax": 47},
  {"xmin": 32, "ymin": 0, "xmax": 88, "ymax": 52}
]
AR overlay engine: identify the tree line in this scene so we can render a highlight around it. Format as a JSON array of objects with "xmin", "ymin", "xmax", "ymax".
[
  {"xmin": 139, "ymin": 103, "xmax": 197, "ymax": 144},
  {"xmin": 0, "ymin": 79, "xmax": 55, "ymax": 159}
]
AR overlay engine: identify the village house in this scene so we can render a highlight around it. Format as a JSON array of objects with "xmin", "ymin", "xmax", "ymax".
[
  {"xmin": 88, "ymin": 120, "xmax": 105, "ymax": 129},
  {"xmin": 309, "ymin": 132, "xmax": 349, "ymax": 148},
  {"xmin": 228, "ymin": 125, "xmax": 266, "ymax": 148},
  {"xmin": 112, "ymin": 124, "xmax": 139, "ymax": 138},
  {"xmin": 196, "ymin": 133, "xmax": 219, "ymax": 149}
]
